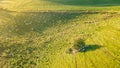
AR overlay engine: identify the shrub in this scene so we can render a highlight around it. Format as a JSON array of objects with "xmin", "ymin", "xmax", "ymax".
[
  {"xmin": 72, "ymin": 39, "xmax": 85, "ymax": 50},
  {"xmin": 68, "ymin": 38, "xmax": 86, "ymax": 54}
]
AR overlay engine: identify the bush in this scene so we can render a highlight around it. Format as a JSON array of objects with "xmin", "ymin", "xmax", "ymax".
[
  {"xmin": 72, "ymin": 39, "xmax": 85, "ymax": 50},
  {"xmin": 68, "ymin": 38, "xmax": 86, "ymax": 54}
]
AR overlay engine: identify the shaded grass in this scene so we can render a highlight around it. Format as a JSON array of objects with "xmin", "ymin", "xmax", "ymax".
[
  {"xmin": 12, "ymin": 12, "xmax": 81, "ymax": 35},
  {"xmin": 48, "ymin": 0, "xmax": 120, "ymax": 6},
  {"xmin": 83, "ymin": 45, "xmax": 102, "ymax": 52},
  {"xmin": 0, "ymin": 0, "xmax": 120, "ymax": 11}
]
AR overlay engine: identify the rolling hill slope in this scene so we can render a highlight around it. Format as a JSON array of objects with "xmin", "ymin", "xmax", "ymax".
[
  {"xmin": 0, "ymin": 0, "xmax": 120, "ymax": 11},
  {"xmin": 0, "ymin": 0, "xmax": 120, "ymax": 68}
]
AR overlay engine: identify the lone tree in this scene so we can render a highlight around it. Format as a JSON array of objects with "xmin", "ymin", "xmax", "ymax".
[
  {"xmin": 69, "ymin": 38, "xmax": 86, "ymax": 54},
  {"xmin": 67, "ymin": 38, "xmax": 86, "ymax": 68}
]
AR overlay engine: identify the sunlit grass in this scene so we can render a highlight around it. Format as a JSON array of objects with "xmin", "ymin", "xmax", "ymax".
[
  {"xmin": 0, "ymin": 9, "xmax": 120, "ymax": 67},
  {"xmin": 0, "ymin": 0, "xmax": 120, "ymax": 67}
]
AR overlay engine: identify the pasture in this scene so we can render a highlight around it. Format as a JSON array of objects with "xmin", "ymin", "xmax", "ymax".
[{"xmin": 0, "ymin": 0, "xmax": 120, "ymax": 68}]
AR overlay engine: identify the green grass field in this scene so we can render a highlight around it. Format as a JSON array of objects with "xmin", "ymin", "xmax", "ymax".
[
  {"xmin": 0, "ymin": 0, "xmax": 120, "ymax": 11},
  {"xmin": 0, "ymin": 0, "xmax": 120, "ymax": 68}
]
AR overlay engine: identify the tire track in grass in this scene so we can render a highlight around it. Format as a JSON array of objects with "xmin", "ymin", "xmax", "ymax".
[
  {"xmin": 95, "ymin": 47, "xmax": 120, "ymax": 67},
  {"xmin": 95, "ymin": 49, "xmax": 111, "ymax": 67},
  {"xmin": 85, "ymin": 54, "xmax": 97, "ymax": 68},
  {"xmin": 84, "ymin": 53, "xmax": 87, "ymax": 68},
  {"xmin": 73, "ymin": 54, "xmax": 77, "ymax": 68},
  {"xmin": 93, "ymin": 36, "xmax": 120, "ymax": 66},
  {"xmin": 96, "ymin": 44, "xmax": 119, "ymax": 66},
  {"xmin": 76, "ymin": 53, "xmax": 85, "ymax": 68},
  {"xmin": 86, "ymin": 37, "xmax": 108, "ymax": 67},
  {"xmin": 88, "ymin": 49, "xmax": 109, "ymax": 68},
  {"xmin": 90, "ymin": 27, "xmax": 120, "ymax": 64},
  {"xmin": 101, "ymin": 47, "xmax": 120, "ymax": 64}
]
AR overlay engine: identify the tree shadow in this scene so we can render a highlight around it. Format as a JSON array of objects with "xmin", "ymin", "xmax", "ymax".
[
  {"xmin": 68, "ymin": 39, "xmax": 102, "ymax": 54},
  {"xmin": 80, "ymin": 45, "xmax": 102, "ymax": 52},
  {"xmin": 47, "ymin": 0, "xmax": 120, "ymax": 6}
]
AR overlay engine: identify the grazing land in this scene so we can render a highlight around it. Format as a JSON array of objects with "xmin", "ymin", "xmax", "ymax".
[{"xmin": 0, "ymin": 0, "xmax": 120, "ymax": 68}]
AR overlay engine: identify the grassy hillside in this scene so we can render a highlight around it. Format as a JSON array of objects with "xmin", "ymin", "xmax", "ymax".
[
  {"xmin": 0, "ymin": 0, "xmax": 120, "ymax": 68},
  {"xmin": 0, "ymin": 0, "xmax": 120, "ymax": 11},
  {"xmin": 0, "ymin": 9, "xmax": 120, "ymax": 68}
]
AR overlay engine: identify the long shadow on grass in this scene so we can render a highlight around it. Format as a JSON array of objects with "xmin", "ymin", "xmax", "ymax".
[
  {"xmin": 12, "ymin": 12, "xmax": 82, "ymax": 35},
  {"xmin": 47, "ymin": 0, "xmax": 120, "ymax": 6},
  {"xmin": 82, "ymin": 45, "xmax": 102, "ymax": 52},
  {"xmin": 69, "ymin": 44, "xmax": 102, "ymax": 53},
  {"xmin": 68, "ymin": 39, "xmax": 102, "ymax": 54}
]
